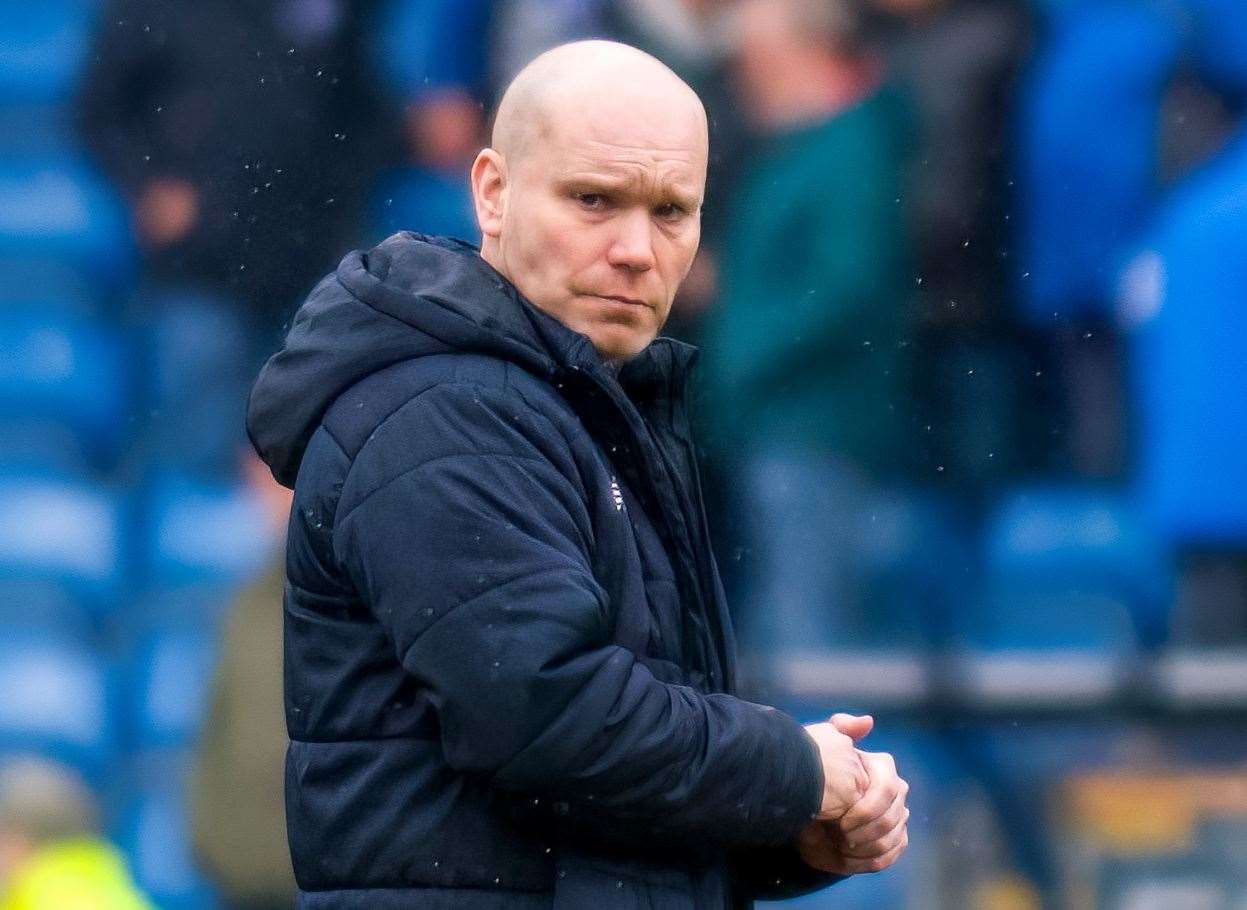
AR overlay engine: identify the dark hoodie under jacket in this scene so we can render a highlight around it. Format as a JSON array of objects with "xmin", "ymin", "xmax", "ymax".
[{"xmin": 246, "ymin": 233, "xmax": 845, "ymax": 909}]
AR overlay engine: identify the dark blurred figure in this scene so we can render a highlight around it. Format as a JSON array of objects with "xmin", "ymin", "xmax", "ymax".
[
  {"xmin": 870, "ymin": 0, "xmax": 1029, "ymax": 317},
  {"xmin": 0, "ymin": 758, "xmax": 152, "ymax": 909},
  {"xmin": 76, "ymin": 0, "xmax": 391, "ymax": 349},
  {"xmin": 189, "ymin": 452, "xmax": 295, "ymax": 910},
  {"xmin": 699, "ymin": 0, "xmax": 913, "ymax": 661},
  {"xmin": 867, "ymin": 0, "xmax": 1034, "ymax": 489}
]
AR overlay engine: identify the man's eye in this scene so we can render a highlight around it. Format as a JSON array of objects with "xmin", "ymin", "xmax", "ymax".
[
  {"xmin": 578, "ymin": 193, "xmax": 607, "ymax": 209},
  {"xmin": 656, "ymin": 203, "xmax": 686, "ymax": 219}
]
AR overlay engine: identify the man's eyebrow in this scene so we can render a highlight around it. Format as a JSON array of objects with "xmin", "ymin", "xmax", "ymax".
[{"xmin": 560, "ymin": 173, "xmax": 701, "ymax": 209}]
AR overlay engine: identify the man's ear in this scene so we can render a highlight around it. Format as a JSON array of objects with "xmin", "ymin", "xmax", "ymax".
[{"xmin": 470, "ymin": 148, "xmax": 507, "ymax": 239}]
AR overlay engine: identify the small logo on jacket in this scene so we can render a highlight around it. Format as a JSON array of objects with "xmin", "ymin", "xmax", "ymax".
[{"xmin": 609, "ymin": 477, "xmax": 625, "ymax": 512}]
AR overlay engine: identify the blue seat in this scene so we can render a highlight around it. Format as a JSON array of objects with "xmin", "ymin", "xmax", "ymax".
[
  {"xmin": 0, "ymin": 473, "xmax": 125, "ymax": 611},
  {"xmin": 0, "ymin": 418, "xmax": 93, "ymax": 476},
  {"xmin": 0, "ymin": 257, "xmax": 103, "ymax": 314},
  {"xmin": 0, "ymin": 158, "xmax": 135, "ymax": 294},
  {"xmin": 140, "ymin": 474, "xmax": 274, "ymax": 590},
  {"xmin": 855, "ymin": 488, "xmax": 974, "ymax": 648},
  {"xmin": 0, "ymin": 310, "xmax": 130, "ymax": 464},
  {"xmin": 973, "ymin": 487, "xmax": 1171, "ymax": 650},
  {"xmin": 0, "ymin": 578, "xmax": 94, "ymax": 641},
  {"xmin": 0, "ymin": 636, "xmax": 114, "ymax": 780},
  {"xmin": 123, "ymin": 628, "xmax": 217, "ymax": 752},
  {"xmin": 113, "ymin": 764, "xmax": 220, "ymax": 910}
]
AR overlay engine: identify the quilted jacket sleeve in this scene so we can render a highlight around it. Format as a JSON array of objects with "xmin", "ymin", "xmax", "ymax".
[{"xmin": 335, "ymin": 382, "xmax": 823, "ymax": 850}]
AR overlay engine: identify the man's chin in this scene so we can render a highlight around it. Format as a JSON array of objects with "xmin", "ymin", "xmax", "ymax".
[{"xmin": 588, "ymin": 328, "xmax": 655, "ymax": 364}]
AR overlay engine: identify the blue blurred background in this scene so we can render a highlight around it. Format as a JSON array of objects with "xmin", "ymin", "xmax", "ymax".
[{"xmin": 1, "ymin": 0, "xmax": 1246, "ymax": 907}]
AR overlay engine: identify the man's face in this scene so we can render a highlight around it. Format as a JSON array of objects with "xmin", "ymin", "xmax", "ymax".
[{"xmin": 492, "ymin": 96, "xmax": 706, "ymax": 361}]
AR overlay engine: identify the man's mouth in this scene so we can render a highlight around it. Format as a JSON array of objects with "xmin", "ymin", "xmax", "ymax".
[{"xmin": 594, "ymin": 294, "xmax": 649, "ymax": 308}]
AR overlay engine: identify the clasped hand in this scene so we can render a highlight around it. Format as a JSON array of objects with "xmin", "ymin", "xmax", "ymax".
[{"xmin": 797, "ymin": 713, "xmax": 910, "ymax": 875}]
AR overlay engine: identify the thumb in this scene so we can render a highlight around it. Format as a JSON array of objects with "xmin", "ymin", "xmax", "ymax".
[{"xmin": 829, "ymin": 713, "xmax": 874, "ymax": 742}]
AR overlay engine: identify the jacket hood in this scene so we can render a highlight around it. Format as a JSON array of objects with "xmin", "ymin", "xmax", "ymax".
[{"xmin": 247, "ymin": 232, "xmax": 695, "ymax": 487}]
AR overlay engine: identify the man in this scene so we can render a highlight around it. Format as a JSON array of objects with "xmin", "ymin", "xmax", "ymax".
[
  {"xmin": 247, "ymin": 40, "xmax": 908, "ymax": 908},
  {"xmin": 700, "ymin": 0, "xmax": 913, "ymax": 657}
]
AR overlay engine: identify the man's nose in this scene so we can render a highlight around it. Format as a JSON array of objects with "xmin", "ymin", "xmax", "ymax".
[{"xmin": 606, "ymin": 208, "xmax": 657, "ymax": 272}]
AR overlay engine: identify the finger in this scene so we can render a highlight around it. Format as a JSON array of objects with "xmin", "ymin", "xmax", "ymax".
[
  {"xmin": 829, "ymin": 713, "xmax": 874, "ymax": 742},
  {"xmin": 837, "ymin": 767, "xmax": 903, "ymax": 832},
  {"xmin": 842, "ymin": 787, "xmax": 908, "ymax": 841},
  {"xmin": 829, "ymin": 830, "xmax": 909, "ymax": 875},
  {"xmin": 839, "ymin": 813, "xmax": 908, "ymax": 859}
]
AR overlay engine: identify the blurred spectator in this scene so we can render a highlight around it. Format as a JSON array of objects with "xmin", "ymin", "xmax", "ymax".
[
  {"xmin": 189, "ymin": 452, "xmax": 294, "ymax": 909},
  {"xmin": 489, "ymin": 0, "xmax": 609, "ymax": 91},
  {"xmin": 867, "ymin": 0, "xmax": 1034, "ymax": 488},
  {"xmin": 1119, "ymin": 126, "xmax": 1247, "ymax": 645},
  {"xmin": 76, "ymin": 0, "xmax": 392, "ymax": 348},
  {"xmin": 699, "ymin": 0, "xmax": 913, "ymax": 658},
  {"xmin": 1012, "ymin": 1, "xmax": 1185, "ymax": 479},
  {"xmin": 0, "ymin": 758, "xmax": 151, "ymax": 909},
  {"xmin": 366, "ymin": 0, "xmax": 493, "ymax": 243},
  {"xmin": 870, "ymin": 0, "xmax": 1030, "ymax": 320}
]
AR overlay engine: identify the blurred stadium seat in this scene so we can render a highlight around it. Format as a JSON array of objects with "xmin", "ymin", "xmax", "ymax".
[
  {"xmin": 0, "ymin": 577, "xmax": 94, "ymax": 641},
  {"xmin": 0, "ymin": 157, "xmax": 135, "ymax": 293},
  {"xmin": 977, "ymin": 486, "xmax": 1171, "ymax": 651},
  {"xmin": 0, "ymin": 472, "xmax": 125, "ymax": 611},
  {"xmin": 122, "ymin": 627, "xmax": 218, "ymax": 752},
  {"xmin": 139, "ymin": 472, "xmax": 274, "ymax": 590},
  {"xmin": 113, "ymin": 764, "xmax": 220, "ymax": 910},
  {"xmin": 0, "ymin": 636, "xmax": 114, "ymax": 780},
  {"xmin": 0, "ymin": 308, "xmax": 131, "ymax": 466},
  {"xmin": 856, "ymin": 487, "xmax": 974, "ymax": 648}
]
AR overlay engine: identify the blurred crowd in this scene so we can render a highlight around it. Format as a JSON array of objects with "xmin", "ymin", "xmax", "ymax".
[{"xmin": 3, "ymin": 0, "xmax": 1247, "ymax": 907}]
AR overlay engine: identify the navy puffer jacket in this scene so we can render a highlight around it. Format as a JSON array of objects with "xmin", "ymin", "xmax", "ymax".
[{"xmin": 246, "ymin": 233, "xmax": 845, "ymax": 908}]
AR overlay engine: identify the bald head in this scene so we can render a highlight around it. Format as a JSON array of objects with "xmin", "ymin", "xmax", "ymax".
[
  {"xmin": 491, "ymin": 40, "xmax": 708, "ymax": 169},
  {"xmin": 470, "ymin": 40, "xmax": 709, "ymax": 362}
]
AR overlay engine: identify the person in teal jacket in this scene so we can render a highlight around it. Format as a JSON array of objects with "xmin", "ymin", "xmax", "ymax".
[{"xmin": 700, "ymin": 0, "xmax": 914, "ymax": 657}]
